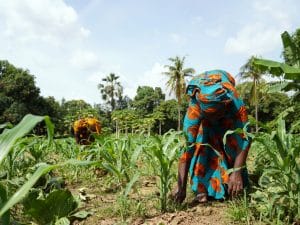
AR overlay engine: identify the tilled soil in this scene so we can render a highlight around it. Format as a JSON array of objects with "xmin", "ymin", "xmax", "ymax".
[
  {"xmin": 139, "ymin": 202, "xmax": 229, "ymax": 225},
  {"xmin": 73, "ymin": 194, "xmax": 229, "ymax": 225},
  {"xmin": 70, "ymin": 176, "xmax": 230, "ymax": 225}
]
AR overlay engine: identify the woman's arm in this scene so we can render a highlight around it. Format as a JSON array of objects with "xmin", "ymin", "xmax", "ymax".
[
  {"xmin": 228, "ymin": 98, "xmax": 251, "ymax": 196},
  {"xmin": 173, "ymin": 96, "xmax": 202, "ymax": 203},
  {"xmin": 173, "ymin": 155, "xmax": 192, "ymax": 203},
  {"xmin": 228, "ymin": 148, "xmax": 249, "ymax": 196}
]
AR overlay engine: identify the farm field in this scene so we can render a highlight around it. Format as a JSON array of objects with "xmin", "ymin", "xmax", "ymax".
[{"xmin": 0, "ymin": 114, "xmax": 299, "ymax": 225}]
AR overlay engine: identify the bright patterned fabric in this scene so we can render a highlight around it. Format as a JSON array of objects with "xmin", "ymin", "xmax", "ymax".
[{"xmin": 181, "ymin": 70, "xmax": 251, "ymax": 199}]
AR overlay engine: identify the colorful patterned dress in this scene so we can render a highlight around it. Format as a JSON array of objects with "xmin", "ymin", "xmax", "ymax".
[{"xmin": 180, "ymin": 70, "xmax": 251, "ymax": 199}]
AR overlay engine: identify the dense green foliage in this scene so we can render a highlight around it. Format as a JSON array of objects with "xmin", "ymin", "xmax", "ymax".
[
  {"xmin": 0, "ymin": 61, "xmax": 59, "ymax": 126},
  {"xmin": 132, "ymin": 86, "xmax": 165, "ymax": 116},
  {"xmin": 236, "ymin": 82, "xmax": 291, "ymax": 124},
  {"xmin": 251, "ymin": 117, "xmax": 300, "ymax": 223},
  {"xmin": 282, "ymin": 29, "xmax": 300, "ymax": 68}
]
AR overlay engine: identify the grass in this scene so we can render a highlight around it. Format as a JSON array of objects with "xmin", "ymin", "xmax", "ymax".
[{"xmin": 226, "ymin": 190, "xmax": 252, "ymax": 225}]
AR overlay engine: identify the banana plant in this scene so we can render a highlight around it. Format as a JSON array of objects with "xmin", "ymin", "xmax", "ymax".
[{"xmin": 253, "ymin": 30, "xmax": 300, "ymax": 100}]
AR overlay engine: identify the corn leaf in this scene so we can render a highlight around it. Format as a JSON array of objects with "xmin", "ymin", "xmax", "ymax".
[
  {"xmin": 0, "ymin": 114, "xmax": 54, "ymax": 166},
  {"xmin": 0, "ymin": 183, "xmax": 9, "ymax": 225},
  {"xmin": 124, "ymin": 173, "xmax": 139, "ymax": 197}
]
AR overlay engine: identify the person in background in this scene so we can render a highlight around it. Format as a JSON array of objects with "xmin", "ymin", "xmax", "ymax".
[
  {"xmin": 173, "ymin": 69, "xmax": 251, "ymax": 204},
  {"xmin": 72, "ymin": 117, "xmax": 101, "ymax": 145}
]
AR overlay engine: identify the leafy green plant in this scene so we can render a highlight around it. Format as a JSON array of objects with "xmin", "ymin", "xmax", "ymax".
[
  {"xmin": 146, "ymin": 130, "xmax": 186, "ymax": 212},
  {"xmin": 0, "ymin": 160, "xmax": 96, "ymax": 219},
  {"xmin": 251, "ymin": 117, "xmax": 300, "ymax": 223},
  {"xmin": 23, "ymin": 186, "xmax": 92, "ymax": 225},
  {"xmin": 95, "ymin": 135, "xmax": 143, "ymax": 187},
  {"xmin": 0, "ymin": 114, "xmax": 53, "ymax": 224},
  {"xmin": 23, "ymin": 189, "xmax": 78, "ymax": 225},
  {"xmin": 0, "ymin": 114, "xmax": 53, "ymax": 166},
  {"xmin": 3, "ymin": 137, "xmax": 50, "ymax": 181},
  {"xmin": 226, "ymin": 191, "xmax": 253, "ymax": 225},
  {"xmin": 0, "ymin": 114, "xmax": 97, "ymax": 224}
]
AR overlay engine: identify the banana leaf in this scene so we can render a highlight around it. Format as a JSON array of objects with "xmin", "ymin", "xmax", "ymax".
[
  {"xmin": 281, "ymin": 31, "xmax": 300, "ymax": 68},
  {"xmin": 253, "ymin": 58, "xmax": 300, "ymax": 82}
]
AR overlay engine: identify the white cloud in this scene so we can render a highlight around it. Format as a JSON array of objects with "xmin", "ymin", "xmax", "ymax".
[
  {"xmin": 87, "ymin": 73, "xmax": 103, "ymax": 84},
  {"xmin": 120, "ymin": 63, "xmax": 169, "ymax": 99},
  {"xmin": 204, "ymin": 26, "xmax": 224, "ymax": 38},
  {"xmin": 224, "ymin": 0, "xmax": 292, "ymax": 56},
  {"xmin": 253, "ymin": 0, "xmax": 291, "ymax": 27},
  {"xmin": 140, "ymin": 63, "xmax": 168, "ymax": 88},
  {"xmin": 1, "ymin": 0, "xmax": 298, "ymax": 106},
  {"xmin": 224, "ymin": 22, "xmax": 281, "ymax": 55},
  {"xmin": 70, "ymin": 50, "xmax": 100, "ymax": 70},
  {"xmin": 0, "ymin": 0, "xmax": 102, "ymax": 104},
  {"xmin": 0, "ymin": 0, "xmax": 89, "ymax": 46},
  {"xmin": 140, "ymin": 63, "xmax": 175, "ymax": 99},
  {"xmin": 170, "ymin": 33, "xmax": 187, "ymax": 45}
]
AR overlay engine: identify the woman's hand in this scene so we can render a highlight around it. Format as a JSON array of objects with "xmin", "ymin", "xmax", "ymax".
[
  {"xmin": 172, "ymin": 186, "xmax": 186, "ymax": 203},
  {"xmin": 228, "ymin": 147, "xmax": 249, "ymax": 197},
  {"xmin": 228, "ymin": 171, "xmax": 243, "ymax": 197},
  {"xmin": 172, "ymin": 154, "xmax": 191, "ymax": 204}
]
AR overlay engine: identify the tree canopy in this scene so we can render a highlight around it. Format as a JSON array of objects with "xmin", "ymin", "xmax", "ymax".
[
  {"xmin": 132, "ymin": 86, "xmax": 165, "ymax": 116},
  {"xmin": 0, "ymin": 60, "xmax": 60, "ymax": 126}
]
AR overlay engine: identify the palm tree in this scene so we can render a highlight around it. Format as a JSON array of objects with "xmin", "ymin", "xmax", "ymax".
[
  {"xmin": 163, "ymin": 56, "xmax": 195, "ymax": 131},
  {"xmin": 98, "ymin": 73, "xmax": 123, "ymax": 111},
  {"xmin": 239, "ymin": 56, "xmax": 264, "ymax": 133}
]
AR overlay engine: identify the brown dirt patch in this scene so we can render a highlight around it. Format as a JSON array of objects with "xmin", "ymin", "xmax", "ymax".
[
  {"xmin": 138, "ymin": 202, "xmax": 228, "ymax": 225},
  {"xmin": 68, "ymin": 175, "xmax": 230, "ymax": 225}
]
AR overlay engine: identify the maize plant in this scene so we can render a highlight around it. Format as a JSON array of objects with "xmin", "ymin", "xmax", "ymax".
[
  {"xmin": 251, "ymin": 116, "xmax": 300, "ymax": 224},
  {"xmin": 146, "ymin": 130, "xmax": 186, "ymax": 212},
  {"xmin": 94, "ymin": 135, "xmax": 143, "ymax": 188}
]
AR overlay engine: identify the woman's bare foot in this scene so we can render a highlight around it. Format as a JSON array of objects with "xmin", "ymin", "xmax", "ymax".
[{"xmin": 192, "ymin": 193, "xmax": 208, "ymax": 204}]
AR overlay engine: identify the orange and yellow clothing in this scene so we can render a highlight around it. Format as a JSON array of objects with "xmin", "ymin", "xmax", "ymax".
[{"xmin": 73, "ymin": 118, "xmax": 101, "ymax": 145}]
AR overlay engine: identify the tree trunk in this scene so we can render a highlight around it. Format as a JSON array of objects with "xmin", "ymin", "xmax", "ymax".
[
  {"xmin": 115, "ymin": 120, "xmax": 118, "ymax": 138},
  {"xmin": 255, "ymin": 103, "xmax": 258, "ymax": 133},
  {"xmin": 254, "ymin": 79, "xmax": 258, "ymax": 133},
  {"xmin": 159, "ymin": 121, "xmax": 162, "ymax": 135},
  {"xmin": 177, "ymin": 104, "xmax": 181, "ymax": 131}
]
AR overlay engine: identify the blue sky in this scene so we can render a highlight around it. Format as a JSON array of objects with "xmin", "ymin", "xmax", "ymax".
[{"xmin": 0, "ymin": 0, "xmax": 299, "ymax": 105}]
